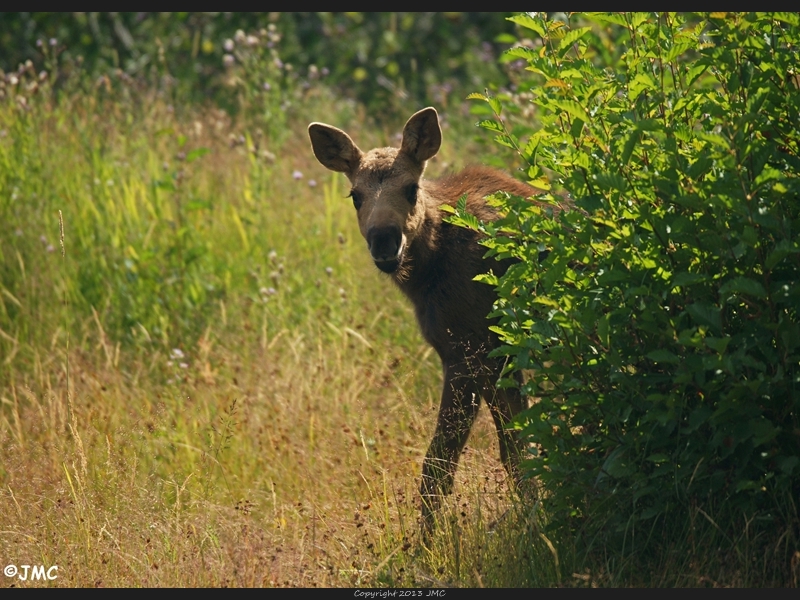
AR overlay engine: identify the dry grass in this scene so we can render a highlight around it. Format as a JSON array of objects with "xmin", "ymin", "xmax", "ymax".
[
  {"xmin": 0, "ymin": 306, "xmax": 527, "ymax": 587},
  {"xmin": 0, "ymin": 86, "xmax": 533, "ymax": 587}
]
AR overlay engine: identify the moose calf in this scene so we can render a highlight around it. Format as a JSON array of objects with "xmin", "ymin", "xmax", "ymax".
[{"xmin": 309, "ymin": 107, "xmax": 537, "ymax": 531}]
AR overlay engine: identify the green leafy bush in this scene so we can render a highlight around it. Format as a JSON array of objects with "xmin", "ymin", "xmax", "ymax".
[{"xmin": 460, "ymin": 12, "xmax": 800, "ymax": 545}]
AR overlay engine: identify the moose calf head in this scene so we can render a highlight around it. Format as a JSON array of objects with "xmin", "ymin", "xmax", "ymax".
[{"xmin": 308, "ymin": 107, "xmax": 441, "ymax": 274}]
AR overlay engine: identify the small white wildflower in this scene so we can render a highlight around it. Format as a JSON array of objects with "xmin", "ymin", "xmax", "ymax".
[{"xmin": 223, "ymin": 39, "xmax": 234, "ymax": 52}]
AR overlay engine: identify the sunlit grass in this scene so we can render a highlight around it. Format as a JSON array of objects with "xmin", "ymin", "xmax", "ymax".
[{"xmin": 0, "ymin": 71, "xmax": 536, "ymax": 587}]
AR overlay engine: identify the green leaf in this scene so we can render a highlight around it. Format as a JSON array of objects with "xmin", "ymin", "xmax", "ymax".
[
  {"xmin": 570, "ymin": 117, "xmax": 584, "ymax": 139},
  {"xmin": 777, "ymin": 456, "xmax": 799, "ymax": 475},
  {"xmin": 646, "ymin": 453, "xmax": 670, "ymax": 463},
  {"xmin": 665, "ymin": 40, "xmax": 694, "ymax": 63},
  {"xmin": 549, "ymin": 99, "xmax": 591, "ymax": 124},
  {"xmin": 774, "ymin": 12, "xmax": 800, "ymax": 26},
  {"xmin": 600, "ymin": 447, "xmax": 634, "ymax": 478},
  {"xmin": 488, "ymin": 96, "xmax": 503, "ymax": 117},
  {"xmin": 507, "ymin": 14, "xmax": 547, "ymax": 38},
  {"xmin": 504, "ymin": 46, "xmax": 537, "ymax": 62},
  {"xmin": 749, "ymin": 418, "xmax": 777, "ymax": 447},
  {"xmin": 704, "ymin": 337, "xmax": 731, "ymax": 354},
  {"xmin": 765, "ymin": 240, "xmax": 800, "ymax": 270},
  {"xmin": 477, "ymin": 119, "xmax": 505, "ymax": 133},
  {"xmin": 671, "ymin": 272, "xmax": 707, "ymax": 288},
  {"xmin": 685, "ymin": 63, "xmax": 708, "ymax": 87},
  {"xmin": 620, "ymin": 131, "xmax": 640, "ymax": 166},
  {"xmin": 647, "ymin": 349, "xmax": 680, "ymax": 364},
  {"xmin": 687, "ymin": 405, "xmax": 712, "ymax": 432},
  {"xmin": 686, "ymin": 302, "xmax": 722, "ymax": 333},
  {"xmin": 629, "ymin": 72, "xmax": 658, "ymax": 101},
  {"xmin": 719, "ymin": 276, "xmax": 767, "ymax": 299},
  {"xmin": 597, "ymin": 313, "xmax": 609, "ymax": 347},
  {"xmin": 594, "ymin": 172, "xmax": 627, "ymax": 192},
  {"xmin": 587, "ymin": 13, "xmax": 628, "ymax": 27},
  {"xmin": 557, "ymin": 26, "xmax": 592, "ymax": 56}
]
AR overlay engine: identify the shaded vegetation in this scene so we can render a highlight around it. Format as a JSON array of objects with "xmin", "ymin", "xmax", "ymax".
[{"xmin": 455, "ymin": 12, "xmax": 800, "ymax": 584}]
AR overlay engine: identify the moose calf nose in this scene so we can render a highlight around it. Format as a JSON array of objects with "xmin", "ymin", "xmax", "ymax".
[{"xmin": 367, "ymin": 225, "xmax": 403, "ymax": 270}]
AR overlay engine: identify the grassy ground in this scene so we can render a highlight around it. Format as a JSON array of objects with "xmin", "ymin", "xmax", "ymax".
[
  {"xmin": 0, "ymin": 73, "xmax": 552, "ymax": 587},
  {"xmin": 1, "ymin": 67, "xmax": 797, "ymax": 587}
]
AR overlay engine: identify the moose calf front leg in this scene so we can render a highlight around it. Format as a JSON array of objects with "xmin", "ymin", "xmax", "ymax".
[{"xmin": 420, "ymin": 365, "xmax": 480, "ymax": 533}]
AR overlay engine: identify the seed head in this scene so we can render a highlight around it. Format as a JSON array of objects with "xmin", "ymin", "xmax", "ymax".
[{"xmin": 58, "ymin": 210, "xmax": 65, "ymax": 257}]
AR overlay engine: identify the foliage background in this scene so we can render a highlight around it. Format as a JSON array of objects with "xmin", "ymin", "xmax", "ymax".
[
  {"xmin": 0, "ymin": 12, "xmax": 517, "ymax": 115},
  {"xmin": 457, "ymin": 12, "xmax": 800, "ymax": 566}
]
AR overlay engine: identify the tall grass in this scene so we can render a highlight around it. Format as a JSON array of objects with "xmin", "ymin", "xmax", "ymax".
[{"xmin": 0, "ymin": 63, "xmax": 538, "ymax": 587}]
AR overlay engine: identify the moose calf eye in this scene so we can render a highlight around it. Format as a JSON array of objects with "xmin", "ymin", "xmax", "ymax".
[
  {"xmin": 349, "ymin": 190, "xmax": 363, "ymax": 211},
  {"xmin": 404, "ymin": 183, "xmax": 418, "ymax": 205}
]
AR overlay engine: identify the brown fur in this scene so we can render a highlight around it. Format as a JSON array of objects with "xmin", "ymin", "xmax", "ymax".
[{"xmin": 308, "ymin": 108, "xmax": 543, "ymax": 532}]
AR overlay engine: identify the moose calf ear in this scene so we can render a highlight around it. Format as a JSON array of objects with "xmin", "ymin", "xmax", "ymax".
[
  {"xmin": 308, "ymin": 123, "xmax": 363, "ymax": 176},
  {"xmin": 400, "ymin": 107, "xmax": 441, "ymax": 164}
]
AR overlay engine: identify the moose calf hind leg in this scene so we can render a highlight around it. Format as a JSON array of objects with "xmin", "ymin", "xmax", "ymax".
[{"xmin": 487, "ymin": 386, "xmax": 536, "ymax": 501}]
